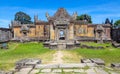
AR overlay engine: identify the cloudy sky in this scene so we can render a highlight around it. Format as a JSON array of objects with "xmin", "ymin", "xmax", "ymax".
[{"xmin": 0, "ymin": 0, "xmax": 120, "ymax": 28}]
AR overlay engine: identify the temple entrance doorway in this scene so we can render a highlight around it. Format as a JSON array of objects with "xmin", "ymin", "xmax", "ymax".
[
  {"xmin": 59, "ymin": 30, "xmax": 65, "ymax": 40},
  {"xmin": 56, "ymin": 24, "xmax": 68, "ymax": 43}
]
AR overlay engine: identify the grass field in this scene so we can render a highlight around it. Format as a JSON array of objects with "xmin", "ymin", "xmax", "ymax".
[
  {"xmin": 70, "ymin": 42, "xmax": 120, "ymax": 65},
  {"xmin": 0, "ymin": 42, "xmax": 120, "ymax": 71},
  {"xmin": 0, "ymin": 42, "xmax": 55, "ymax": 70}
]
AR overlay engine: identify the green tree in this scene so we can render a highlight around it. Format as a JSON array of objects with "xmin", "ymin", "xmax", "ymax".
[
  {"xmin": 76, "ymin": 14, "xmax": 92, "ymax": 23},
  {"xmin": 14, "ymin": 11, "xmax": 33, "ymax": 24},
  {"xmin": 114, "ymin": 20, "xmax": 120, "ymax": 27}
]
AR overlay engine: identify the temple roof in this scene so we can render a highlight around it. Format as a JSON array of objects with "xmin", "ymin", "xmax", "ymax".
[
  {"xmin": 53, "ymin": 8, "xmax": 71, "ymax": 19},
  {"xmin": 47, "ymin": 8, "xmax": 76, "ymax": 21}
]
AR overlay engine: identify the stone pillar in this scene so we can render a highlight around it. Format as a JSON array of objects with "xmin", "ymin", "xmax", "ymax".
[
  {"xmin": 50, "ymin": 24, "xmax": 55, "ymax": 41},
  {"xmin": 69, "ymin": 23, "xmax": 74, "ymax": 40}
]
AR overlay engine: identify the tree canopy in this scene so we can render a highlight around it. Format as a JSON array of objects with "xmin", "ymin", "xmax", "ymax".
[
  {"xmin": 14, "ymin": 11, "xmax": 33, "ymax": 24},
  {"xmin": 76, "ymin": 14, "xmax": 92, "ymax": 23},
  {"xmin": 114, "ymin": 20, "xmax": 120, "ymax": 27}
]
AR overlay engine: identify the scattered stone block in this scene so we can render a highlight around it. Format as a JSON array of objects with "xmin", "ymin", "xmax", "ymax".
[
  {"xmin": 81, "ymin": 59, "xmax": 92, "ymax": 63},
  {"xmin": 90, "ymin": 58, "xmax": 105, "ymax": 65},
  {"xmin": 111, "ymin": 63, "xmax": 120, "ymax": 68},
  {"xmin": 112, "ymin": 42, "xmax": 120, "ymax": 48},
  {"xmin": 15, "ymin": 58, "xmax": 41, "ymax": 70}
]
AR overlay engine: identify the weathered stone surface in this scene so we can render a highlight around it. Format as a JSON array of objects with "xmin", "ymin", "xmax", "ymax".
[
  {"xmin": 29, "ymin": 69, "xmax": 39, "ymax": 74},
  {"xmin": 112, "ymin": 42, "xmax": 120, "ymax": 48},
  {"xmin": 81, "ymin": 59, "xmax": 92, "ymax": 63},
  {"xmin": 35, "ymin": 64, "xmax": 59, "ymax": 69},
  {"xmin": 74, "ymin": 69, "xmax": 84, "ymax": 73},
  {"xmin": 15, "ymin": 68, "xmax": 32, "ymax": 74},
  {"xmin": 80, "ymin": 44, "xmax": 104, "ymax": 49},
  {"xmin": 95, "ymin": 68, "xmax": 108, "ymax": 74},
  {"xmin": 86, "ymin": 63, "xmax": 98, "ymax": 67},
  {"xmin": 90, "ymin": 58, "xmax": 105, "ymax": 65},
  {"xmin": 15, "ymin": 58, "xmax": 41, "ymax": 69},
  {"xmin": 41, "ymin": 69, "xmax": 51, "ymax": 73},
  {"xmin": 85, "ymin": 68, "xmax": 97, "ymax": 74},
  {"xmin": 59, "ymin": 63, "xmax": 86, "ymax": 68},
  {"xmin": 52, "ymin": 69, "xmax": 62, "ymax": 73},
  {"xmin": 63, "ymin": 69, "xmax": 74, "ymax": 72},
  {"xmin": 0, "ymin": 71, "xmax": 7, "ymax": 74},
  {"xmin": 111, "ymin": 63, "xmax": 120, "ymax": 68}
]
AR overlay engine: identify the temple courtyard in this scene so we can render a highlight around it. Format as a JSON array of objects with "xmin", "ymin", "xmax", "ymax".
[{"xmin": 0, "ymin": 42, "xmax": 120, "ymax": 74}]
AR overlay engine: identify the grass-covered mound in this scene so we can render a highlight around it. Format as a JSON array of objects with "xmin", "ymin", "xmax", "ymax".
[{"xmin": 0, "ymin": 42, "xmax": 55, "ymax": 70}]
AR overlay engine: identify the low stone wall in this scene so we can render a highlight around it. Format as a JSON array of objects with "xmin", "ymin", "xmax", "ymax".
[{"xmin": 80, "ymin": 44, "xmax": 104, "ymax": 49}]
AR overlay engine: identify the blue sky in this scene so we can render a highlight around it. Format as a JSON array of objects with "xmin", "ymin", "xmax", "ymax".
[{"xmin": 0, "ymin": 0, "xmax": 120, "ymax": 28}]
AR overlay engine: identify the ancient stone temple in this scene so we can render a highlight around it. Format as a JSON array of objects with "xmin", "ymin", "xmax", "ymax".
[{"xmin": 11, "ymin": 8, "xmax": 111, "ymax": 49}]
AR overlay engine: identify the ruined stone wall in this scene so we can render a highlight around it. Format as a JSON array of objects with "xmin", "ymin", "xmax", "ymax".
[
  {"xmin": 27, "ymin": 27, "xmax": 36, "ymax": 37},
  {"xmin": 87, "ymin": 27, "xmax": 95, "ymax": 37},
  {"xmin": 0, "ymin": 28, "xmax": 12, "ymax": 41},
  {"xmin": 36, "ymin": 25, "xmax": 44, "ymax": 37},
  {"xmin": 74, "ymin": 24, "xmax": 94, "ymax": 37},
  {"xmin": 69, "ymin": 23, "xmax": 74, "ymax": 40},
  {"xmin": 13, "ymin": 27, "xmax": 22, "ymax": 38},
  {"xmin": 104, "ymin": 28, "xmax": 111, "ymax": 39}
]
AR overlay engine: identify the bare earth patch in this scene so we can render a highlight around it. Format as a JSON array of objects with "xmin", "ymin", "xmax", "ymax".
[
  {"xmin": 62, "ymin": 50, "xmax": 82, "ymax": 63},
  {"xmin": 51, "ymin": 50, "xmax": 64, "ymax": 64},
  {"xmin": 50, "ymin": 50, "xmax": 82, "ymax": 64}
]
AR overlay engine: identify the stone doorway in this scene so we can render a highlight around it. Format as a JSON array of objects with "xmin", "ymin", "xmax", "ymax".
[
  {"xmin": 59, "ymin": 30, "xmax": 66, "ymax": 40},
  {"xmin": 56, "ymin": 25, "xmax": 67, "ymax": 43}
]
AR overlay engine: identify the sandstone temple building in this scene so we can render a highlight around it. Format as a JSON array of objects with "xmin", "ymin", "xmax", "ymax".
[{"xmin": 10, "ymin": 8, "xmax": 112, "ymax": 49}]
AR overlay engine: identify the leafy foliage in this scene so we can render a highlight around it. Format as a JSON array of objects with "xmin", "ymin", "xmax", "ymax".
[
  {"xmin": 14, "ymin": 11, "xmax": 33, "ymax": 24},
  {"xmin": 76, "ymin": 14, "xmax": 92, "ymax": 23},
  {"xmin": 114, "ymin": 20, "xmax": 120, "ymax": 27}
]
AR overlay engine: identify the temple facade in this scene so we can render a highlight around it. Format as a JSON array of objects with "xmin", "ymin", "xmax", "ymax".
[{"xmin": 11, "ymin": 8, "xmax": 111, "ymax": 49}]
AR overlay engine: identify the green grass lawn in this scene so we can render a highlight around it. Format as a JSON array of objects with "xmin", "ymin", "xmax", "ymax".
[
  {"xmin": 0, "ymin": 42, "xmax": 120, "ymax": 71},
  {"xmin": 70, "ymin": 42, "xmax": 120, "ymax": 65},
  {"xmin": 0, "ymin": 42, "xmax": 55, "ymax": 70}
]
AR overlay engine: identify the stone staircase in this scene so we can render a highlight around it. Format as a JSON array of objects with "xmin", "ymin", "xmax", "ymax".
[
  {"xmin": 57, "ymin": 43, "xmax": 66, "ymax": 49},
  {"xmin": 14, "ymin": 63, "xmax": 120, "ymax": 74}
]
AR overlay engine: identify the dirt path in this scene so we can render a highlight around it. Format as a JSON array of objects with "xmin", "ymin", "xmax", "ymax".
[
  {"xmin": 51, "ymin": 50, "xmax": 64, "ymax": 64},
  {"xmin": 50, "ymin": 50, "xmax": 82, "ymax": 64}
]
